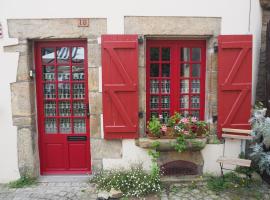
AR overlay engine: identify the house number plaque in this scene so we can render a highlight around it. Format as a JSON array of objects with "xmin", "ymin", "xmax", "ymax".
[{"xmin": 78, "ymin": 18, "xmax": 89, "ymax": 27}]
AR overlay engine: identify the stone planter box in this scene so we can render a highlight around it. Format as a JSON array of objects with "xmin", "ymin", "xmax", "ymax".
[{"xmin": 135, "ymin": 138, "xmax": 207, "ymax": 152}]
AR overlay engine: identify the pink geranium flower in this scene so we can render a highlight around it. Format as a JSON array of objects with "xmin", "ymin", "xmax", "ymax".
[
  {"xmin": 183, "ymin": 131, "xmax": 189, "ymax": 135},
  {"xmin": 191, "ymin": 117, "xmax": 197, "ymax": 123},
  {"xmin": 180, "ymin": 117, "xmax": 189, "ymax": 124},
  {"xmin": 161, "ymin": 124, "xmax": 167, "ymax": 132},
  {"xmin": 159, "ymin": 114, "xmax": 163, "ymax": 119}
]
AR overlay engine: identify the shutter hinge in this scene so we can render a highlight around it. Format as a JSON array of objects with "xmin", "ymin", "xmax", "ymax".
[
  {"xmin": 214, "ymin": 43, "xmax": 218, "ymax": 53},
  {"xmin": 213, "ymin": 115, "xmax": 218, "ymax": 123},
  {"xmin": 138, "ymin": 36, "xmax": 144, "ymax": 44},
  {"xmin": 138, "ymin": 111, "xmax": 144, "ymax": 118}
]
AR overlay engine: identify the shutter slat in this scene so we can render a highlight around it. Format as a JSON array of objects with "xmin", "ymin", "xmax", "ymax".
[{"xmin": 101, "ymin": 35, "xmax": 139, "ymax": 139}]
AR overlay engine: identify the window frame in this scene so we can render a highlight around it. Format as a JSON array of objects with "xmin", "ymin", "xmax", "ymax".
[{"xmin": 146, "ymin": 40, "xmax": 206, "ymax": 122}]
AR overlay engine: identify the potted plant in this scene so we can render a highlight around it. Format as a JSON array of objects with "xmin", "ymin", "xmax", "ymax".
[{"xmin": 147, "ymin": 116, "xmax": 162, "ymax": 138}]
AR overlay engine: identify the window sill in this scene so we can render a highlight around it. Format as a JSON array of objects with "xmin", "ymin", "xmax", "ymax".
[{"xmin": 135, "ymin": 137, "xmax": 207, "ymax": 152}]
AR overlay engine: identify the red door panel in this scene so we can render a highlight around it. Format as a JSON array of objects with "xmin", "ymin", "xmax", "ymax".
[
  {"xmin": 102, "ymin": 35, "xmax": 139, "ymax": 139},
  {"xmin": 217, "ymin": 35, "xmax": 252, "ymax": 138},
  {"xmin": 35, "ymin": 40, "xmax": 91, "ymax": 174}
]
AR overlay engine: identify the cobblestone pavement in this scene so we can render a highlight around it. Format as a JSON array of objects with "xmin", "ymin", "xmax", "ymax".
[
  {"xmin": 1, "ymin": 180, "xmax": 270, "ymax": 200},
  {"xmin": 0, "ymin": 182, "xmax": 98, "ymax": 200}
]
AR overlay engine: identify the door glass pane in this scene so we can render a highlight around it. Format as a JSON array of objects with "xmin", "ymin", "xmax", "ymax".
[
  {"xmin": 44, "ymin": 83, "xmax": 56, "ymax": 99},
  {"xmin": 191, "ymin": 80, "xmax": 200, "ymax": 93},
  {"xmin": 192, "ymin": 64, "xmax": 200, "ymax": 77},
  {"xmin": 161, "ymin": 96, "xmax": 170, "ymax": 109},
  {"xmin": 150, "ymin": 48, "xmax": 159, "ymax": 61},
  {"xmin": 180, "ymin": 95, "xmax": 189, "ymax": 109},
  {"xmin": 74, "ymin": 119, "xmax": 86, "ymax": 133},
  {"xmin": 192, "ymin": 48, "xmax": 201, "ymax": 61},
  {"xmin": 59, "ymin": 101, "xmax": 71, "ymax": 116},
  {"xmin": 42, "ymin": 48, "xmax": 55, "ymax": 64},
  {"xmin": 45, "ymin": 118, "xmax": 57, "ymax": 134},
  {"xmin": 181, "ymin": 48, "xmax": 190, "ymax": 61},
  {"xmin": 180, "ymin": 80, "xmax": 189, "ymax": 93},
  {"xmin": 150, "ymin": 96, "xmax": 159, "ymax": 109},
  {"xmin": 162, "ymin": 48, "xmax": 170, "ymax": 61},
  {"xmin": 150, "ymin": 64, "xmax": 159, "ymax": 77},
  {"xmin": 43, "ymin": 66, "xmax": 55, "ymax": 81},
  {"xmin": 44, "ymin": 101, "xmax": 56, "ymax": 116},
  {"xmin": 150, "ymin": 80, "xmax": 159, "ymax": 94},
  {"xmin": 162, "ymin": 64, "xmax": 170, "ymax": 77},
  {"xmin": 191, "ymin": 96, "xmax": 200, "ymax": 108},
  {"xmin": 180, "ymin": 64, "xmax": 190, "ymax": 77},
  {"xmin": 72, "ymin": 47, "xmax": 84, "ymax": 63},
  {"xmin": 72, "ymin": 83, "xmax": 85, "ymax": 99},
  {"xmin": 161, "ymin": 80, "xmax": 170, "ymax": 94},
  {"xmin": 57, "ymin": 66, "xmax": 70, "ymax": 81},
  {"xmin": 72, "ymin": 66, "xmax": 85, "ymax": 80},
  {"xmin": 57, "ymin": 47, "xmax": 70, "ymax": 64},
  {"xmin": 58, "ymin": 83, "xmax": 70, "ymax": 99},
  {"xmin": 182, "ymin": 111, "xmax": 189, "ymax": 117},
  {"xmin": 73, "ymin": 101, "xmax": 85, "ymax": 116},
  {"xmin": 60, "ymin": 118, "xmax": 71, "ymax": 133}
]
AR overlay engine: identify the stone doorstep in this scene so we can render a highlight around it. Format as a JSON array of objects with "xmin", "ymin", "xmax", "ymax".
[{"xmin": 37, "ymin": 175, "xmax": 92, "ymax": 183}]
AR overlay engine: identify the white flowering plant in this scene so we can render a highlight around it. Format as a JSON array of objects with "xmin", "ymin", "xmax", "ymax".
[{"xmin": 90, "ymin": 165, "xmax": 162, "ymax": 197}]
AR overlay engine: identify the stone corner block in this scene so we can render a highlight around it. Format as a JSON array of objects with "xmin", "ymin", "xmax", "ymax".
[{"xmin": 91, "ymin": 139, "xmax": 122, "ymax": 159}]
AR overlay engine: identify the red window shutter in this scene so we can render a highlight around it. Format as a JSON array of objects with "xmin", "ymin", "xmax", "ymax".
[
  {"xmin": 217, "ymin": 35, "xmax": 252, "ymax": 138},
  {"xmin": 101, "ymin": 35, "xmax": 139, "ymax": 139}
]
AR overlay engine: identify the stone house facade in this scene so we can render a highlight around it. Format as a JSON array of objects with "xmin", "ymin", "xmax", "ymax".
[{"xmin": 0, "ymin": 0, "xmax": 263, "ymax": 182}]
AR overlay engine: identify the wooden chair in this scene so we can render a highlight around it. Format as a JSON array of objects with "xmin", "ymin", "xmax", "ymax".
[{"xmin": 216, "ymin": 128, "xmax": 253, "ymax": 177}]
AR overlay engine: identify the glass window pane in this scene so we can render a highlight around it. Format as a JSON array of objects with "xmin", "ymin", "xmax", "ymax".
[
  {"xmin": 57, "ymin": 47, "xmax": 70, "ymax": 64},
  {"xmin": 181, "ymin": 48, "xmax": 190, "ymax": 61},
  {"xmin": 60, "ymin": 118, "xmax": 71, "ymax": 133},
  {"xmin": 180, "ymin": 64, "xmax": 190, "ymax": 77},
  {"xmin": 72, "ymin": 47, "xmax": 84, "ymax": 63},
  {"xmin": 161, "ymin": 80, "xmax": 170, "ymax": 94},
  {"xmin": 162, "ymin": 64, "xmax": 170, "ymax": 77},
  {"xmin": 43, "ymin": 66, "xmax": 55, "ymax": 81},
  {"xmin": 150, "ymin": 112, "xmax": 159, "ymax": 119},
  {"xmin": 58, "ymin": 83, "xmax": 70, "ymax": 99},
  {"xmin": 45, "ymin": 118, "xmax": 57, "ymax": 134},
  {"xmin": 42, "ymin": 48, "xmax": 55, "ymax": 64},
  {"xmin": 150, "ymin": 48, "xmax": 159, "ymax": 61},
  {"xmin": 191, "ymin": 80, "xmax": 200, "ymax": 93},
  {"xmin": 73, "ymin": 101, "xmax": 86, "ymax": 117},
  {"xmin": 191, "ymin": 110, "xmax": 200, "ymax": 119},
  {"xmin": 180, "ymin": 80, "xmax": 189, "ymax": 93},
  {"xmin": 72, "ymin": 83, "xmax": 85, "ymax": 99},
  {"xmin": 150, "ymin": 64, "xmax": 159, "ymax": 77},
  {"xmin": 72, "ymin": 66, "xmax": 85, "ymax": 80},
  {"xmin": 162, "ymin": 48, "xmax": 170, "ymax": 61},
  {"xmin": 191, "ymin": 96, "xmax": 200, "ymax": 108},
  {"xmin": 57, "ymin": 66, "xmax": 70, "ymax": 81},
  {"xmin": 150, "ymin": 80, "xmax": 159, "ymax": 94},
  {"xmin": 44, "ymin": 83, "xmax": 56, "ymax": 99},
  {"xmin": 161, "ymin": 96, "xmax": 170, "ymax": 109},
  {"xmin": 192, "ymin": 64, "xmax": 200, "ymax": 77},
  {"xmin": 44, "ymin": 101, "xmax": 56, "ymax": 116},
  {"xmin": 162, "ymin": 111, "xmax": 170, "ymax": 123},
  {"xmin": 74, "ymin": 119, "xmax": 86, "ymax": 134},
  {"xmin": 59, "ymin": 101, "xmax": 71, "ymax": 116},
  {"xmin": 181, "ymin": 111, "xmax": 189, "ymax": 117},
  {"xmin": 150, "ymin": 96, "xmax": 159, "ymax": 109},
  {"xmin": 192, "ymin": 48, "xmax": 201, "ymax": 61},
  {"xmin": 180, "ymin": 95, "xmax": 189, "ymax": 109}
]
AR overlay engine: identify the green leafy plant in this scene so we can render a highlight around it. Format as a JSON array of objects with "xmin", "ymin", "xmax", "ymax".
[
  {"xmin": 147, "ymin": 117, "xmax": 162, "ymax": 137},
  {"xmin": 167, "ymin": 112, "xmax": 181, "ymax": 127},
  {"xmin": 8, "ymin": 176, "xmax": 36, "ymax": 188},
  {"xmin": 173, "ymin": 134, "xmax": 187, "ymax": 152}
]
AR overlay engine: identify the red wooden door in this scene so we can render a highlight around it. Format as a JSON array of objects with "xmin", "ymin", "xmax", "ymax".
[
  {"xmin": 102, "ymin": 35, "xmax": 139, "ymax": 139},
  {"xmin": 35, "ymin": 41, "xmax": 91, "ymax": 174},
  {"xmin": 217, "ymin": 35, "xmax": 252, "ymax": 138}
]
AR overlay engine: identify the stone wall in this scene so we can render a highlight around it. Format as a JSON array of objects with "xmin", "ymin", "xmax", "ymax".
[
  {"xmin": 257, "ymin": 1, "xmax": 270, "ymax": 102},
  {"xmin": 4, "ymin": 18, "xmax": 124, "ymax": 177}
]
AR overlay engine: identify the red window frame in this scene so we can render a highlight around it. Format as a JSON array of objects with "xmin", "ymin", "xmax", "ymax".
[{"xmin": 146, "ymin": 40, "xmax": 206, "ymax": 122}]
